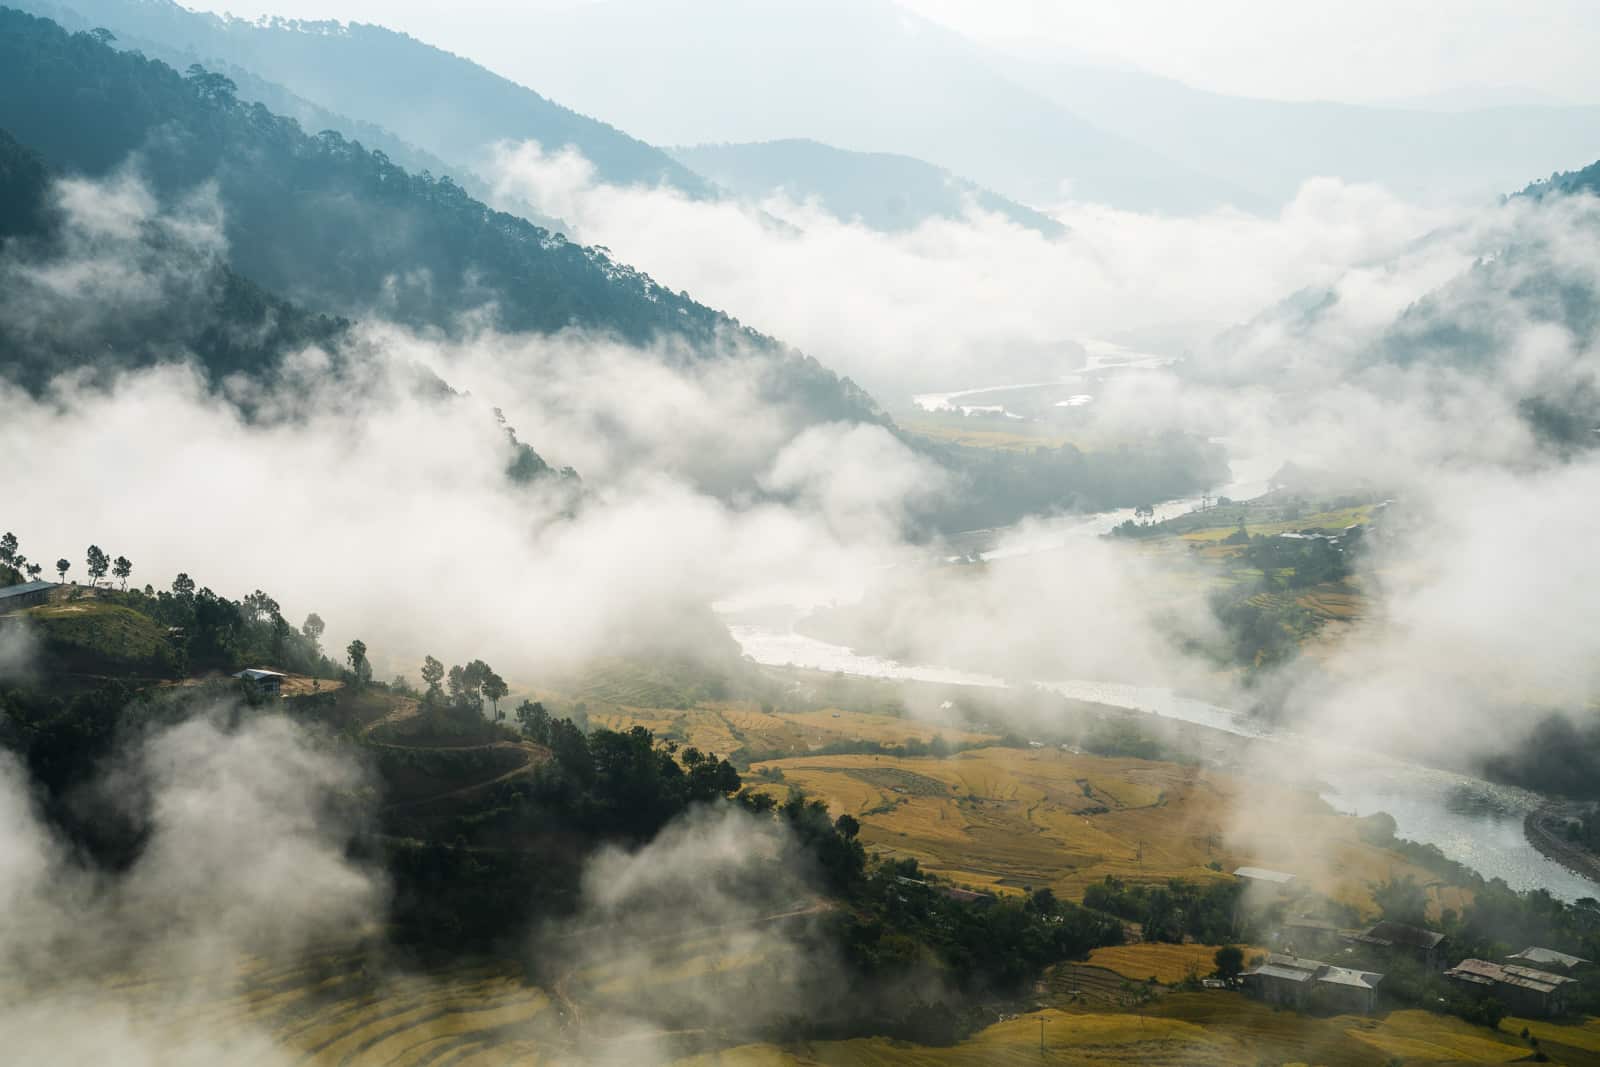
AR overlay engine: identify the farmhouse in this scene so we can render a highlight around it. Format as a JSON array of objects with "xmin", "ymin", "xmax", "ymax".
[
  {"xmin": 1444, "ymin": 958, "xmax": 1576, "ymax": 1017},
  {"xmin": 0, "ymin": 580, "xmax": 54, "ymax": 613},
  {"xmin": 1348, "ymin": 920, "xmax": 1448, "ymax": 970},
  {"xmin": 1507, "ymin": 946, "xmax": 1592, "ymax": 974},
  {"xmin": 1241, "ymin": 953, "xmax": 1384, "ymax": 1014},
  {"xmin": 1234, "ymin": 866, "xmax": 1297, "ymax": 889},
  {"xmin": 1282, "ymin": 916, "xmax": 1343, "ymax": 955},
  {"xmin": 233, "ymin": 668, "xmax": 286, "ymax": 698}
]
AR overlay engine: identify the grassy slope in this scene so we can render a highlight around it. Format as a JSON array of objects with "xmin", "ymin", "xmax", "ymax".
[{"xmin": 25, "ymin": 597, "xmax": 178, "ymax": 674}]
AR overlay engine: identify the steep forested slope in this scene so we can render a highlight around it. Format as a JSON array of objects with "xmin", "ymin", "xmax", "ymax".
[
  {"xmin": 1521, "ymin": 159, "xmax": 1600, "ymax": 201},
  {"xmin": 10, "ymin": 0, "xmax": 712, "ymax": 197},
  {"xmin": 0, "ymin": 127, "xmax": 350, "ymax": 391},
  {"xmin": 671, "ymin": 139, "xmax": 1066, "ymax": 236},
  {"xmin": 0, "ymin": 8, "xmax": 876, "ymax": 423}
]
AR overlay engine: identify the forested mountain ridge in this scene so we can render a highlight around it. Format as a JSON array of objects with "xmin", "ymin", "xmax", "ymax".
[
  {"xmin": 0, "ymin": 126, "xmax": 352, "ymax": 392},
  {"xmin": 18, "ymin": 0, "xmax": 569, "ymax": 232},
  {"xmin": 0, "ymin": 8, "xmax": 880, "ymax": 425},
  {"xmin": 8, "ymin": 0, "xmax": 714, "ymax": 198},
  {"xmin": 1519, "ymin": 158, "xmax": 1600, "ymax": 200},
  {"xmin": 670, "ymin": 138, "xmax": 1067, "ymax": 236}
]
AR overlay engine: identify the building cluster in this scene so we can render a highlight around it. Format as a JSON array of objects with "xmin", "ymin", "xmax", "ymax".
[
  {"xmin": 1443, "ymin": 952, "xmax": 1588, "ymax": 1018},
  {"xmin": 1242, "ymin": 954, "xmax": 1385, "ymax": 1014},
  {"xmin": 1233, "ymin": 867, "xmax": 1590, "ymax": 1018}
]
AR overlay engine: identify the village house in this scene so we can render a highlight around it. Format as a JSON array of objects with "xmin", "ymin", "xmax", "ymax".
[
  {"xmin": 1507, "ymin": 946, "xmax": 1593, "ymax": 975},
  {"xmin": 1235, "ymin": 867, "xmax": 1297, "ymax": 889},
  {"xmin": 0, "ymin": 580, "xmax": 55, "ymax": 614},
  {"xmin": 1241, "ymin": 954, "xmax": 1385, "ymax": 1015},
  {"xmin": 1281, "ymin": 916, "xmax": 1343, "ymax": 956},
  {"xmin": 1348, "ymin": 920, "xmax": 1448, "ymax": 970},
  {"xmin": 1444, "ymin": 958, "xmax": 1576, "ymax": 1017},
  {"xmin": 233, "ymin": 668, "xmax": 286, "ymax": 698}
]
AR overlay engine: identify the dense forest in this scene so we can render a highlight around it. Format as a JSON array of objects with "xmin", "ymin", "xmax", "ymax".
[
  {"xmin": 0, "ymin": 8, "xmax": 878, "ymax": 428},
  {"xmin": 0, "ymin": 128, "xmax": 353, "ymax": 390}
]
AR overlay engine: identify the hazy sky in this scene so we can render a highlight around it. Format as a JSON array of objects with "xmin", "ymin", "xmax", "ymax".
[{"xmin": 181, "ymin": 0, "xmax": 1600, "ymax": 107}]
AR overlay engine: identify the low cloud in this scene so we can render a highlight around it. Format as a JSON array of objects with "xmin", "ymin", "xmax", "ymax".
[
  {"xmin": 0, "ymin": 709, "xmax": 381, "ymax": 1066},
  {"xmin": 537, "ymin": 806, "xmax": 843, "ymax": 1062},
  {"xmin": 491, "ymin": 140, "xmax": 1452, "ymax": 398}
]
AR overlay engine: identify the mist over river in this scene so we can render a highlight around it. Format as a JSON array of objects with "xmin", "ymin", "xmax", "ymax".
[{"xmin": 726, "ymin": 474, "xmax": 1600, "ymax": 902}]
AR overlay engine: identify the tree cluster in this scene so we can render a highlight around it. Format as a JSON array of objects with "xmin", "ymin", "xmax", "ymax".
[
  {"xmin": 1082, "ymin": 875, "xmax": 1242, "ymax": 945},
  {"xmin": 418, "ymin": 655, "xmax": 507, "ymax": 717}
]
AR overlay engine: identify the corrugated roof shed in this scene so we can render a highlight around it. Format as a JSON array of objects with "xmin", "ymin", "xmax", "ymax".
[
  {"xmin": 234, "ymin": 668, "xmax": 287, "ymax": 681},
  {"xmin": 1445, "ymin": 959, "xmax": 1575, "ymax": 994},
  {"xmin": 0, "ymin": 580, "xmax": 54, "ymax": 600},
  {"xmin": 1355, "ymin": 921, "xmax": 1445, "ymax": 949},
  {"xmin": 1235, "ymin": 866, "xmax": 1296, "ymax": 884},
  {"xmin": 1508, "ymin": 947, "xmax": 1591, "ymax": 970},
  {"xmin": 1248, "ymin": 955, "xmax": 1319, "ymax": 983},
  {"xmin": 1317, "ymin": 964, "xmax": 1384, "ymax": 991}
]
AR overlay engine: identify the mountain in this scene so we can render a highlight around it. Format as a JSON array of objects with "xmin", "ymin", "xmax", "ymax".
[
  {"xmin": 1521, "ymin": 159, "xmax": 1600, "ymax": 201},
  {"xmin": 440, "ymin": 0, "xmax": 1262, "ymax": 215},
  {"xmin": 0, "ymin": 126, "xmax": 352, "ymax": 392},
  {"xmin": 1001, "ymin": 56, "xmax": 1600, "ymax": 208},
  {"xmin": 8, "ymin": 0, "xmax": 714, "ymax": 198},
  {"xmin": 0, "ymin": 7, "xmax": 880, "ymax": 434},
  {"xmin": 1199, "ymin": 159, "xmax": 1600, "ymax": 448},
  {"xmin": 670, "ymin": 139, "xmax": 1066, "ymax": 237}
]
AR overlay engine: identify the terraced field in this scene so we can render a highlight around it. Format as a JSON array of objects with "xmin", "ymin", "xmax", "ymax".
[
  {"xmin": 1081, "ymin": 943, "xmax": 1264, "ymax": 985},
  {"xmin": 591, "ymin": 703, "xmax": 999, "ymax": 763},
  {"xmin": 750, "ymin": 746, "xmax": 1477, "ymax": 912},
  {"xmin": 8, "ymin": 955, "xmax": 563, "ymax": 1066}
]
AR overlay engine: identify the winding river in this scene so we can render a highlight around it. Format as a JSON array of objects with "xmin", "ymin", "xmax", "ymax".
[{"xmin": 726, "ymin": 474, "xmax": 1600, "ymax": 902}]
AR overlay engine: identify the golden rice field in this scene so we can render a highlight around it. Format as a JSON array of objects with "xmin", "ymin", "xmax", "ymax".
[
  {"xmin": 1175, "ymin": 504, "xmax": 1377, "ymax": 544},
  {"xmin": 591, "ymin": 703, "xmax": 999, "ymax": 761},
  {"xmin": 14, "ymin": 955, "xmax": 566, "ymax": 1066},
  {"xmin": 23, "ymin": 948, "xmax": 1600, "ymax": 1064},
  {"xmin": 751, "ymin": 745, "xmax": 1476, "ymax": 914},
  {"xmin": 896, "ymin": 417, "xmax": 1084, "ymax": 453},
  {"xmin": 662, "ymin": 998, "xmax": 1583, "ymax": 1067},
  {"xmin": 1081, "ymin": 943, "xmax": 1263, "ymax": 985}
]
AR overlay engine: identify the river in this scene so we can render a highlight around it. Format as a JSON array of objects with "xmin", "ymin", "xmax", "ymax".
[{"xmin": 725, "ymin": 481, "xmax": 1600, "ymax": 902}]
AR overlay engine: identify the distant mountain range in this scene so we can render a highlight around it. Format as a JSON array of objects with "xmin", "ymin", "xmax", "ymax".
[
  {"xmin": 1002, "ymin": 58, "xmax": 1600, "ymax": 208},
  {"xmin": 10, "ymin": 0, "xmax": 713, "ymax": 200},
  {"xmin": 447, "ymin": 0, "xmax": 1600, "ymax": 215},
  {"xmin": 670, "ymin": 139, "xmax": 1066, "ymax": 236},
  {"xmin": 459, "ymin": 0, "xmax": 1263, "ymax": 215}
]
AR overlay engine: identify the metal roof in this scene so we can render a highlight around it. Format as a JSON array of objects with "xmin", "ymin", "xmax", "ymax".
[
  {"xmin": 1446, "ymin": 959, "xmax": 1575, "ymax": 995},
  {"xmin": 1246, "ymin": 954, "xmax": 1385, "ymax": 991},
  {"xmin": 1508, "ymin": 947, "xmax": 1591, "ymax": 969},
  {"xmin": 1355, "ymin": 921, "xmax": 1446, "ymax": 949},
  {"xmin": 1235, "ymin": 866, "xmax": 1296, "ymax": 884},
  {"xmin": 0, "ymin": 580, "xmax": 54, "ymax": 600},
  {"xmin": 234, "ymin": 669, "xmax": 287, "ymax": 681},
  {"xmin": 1317, "ymin": 965, "xmax": 1384, "ymax": 991}
]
